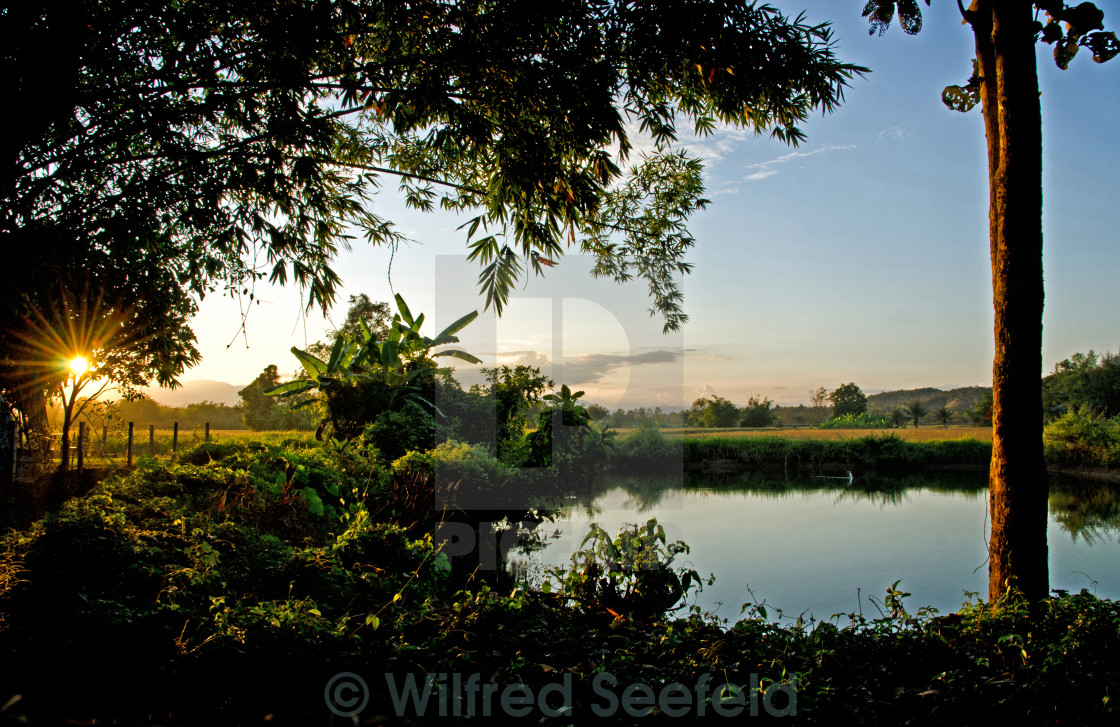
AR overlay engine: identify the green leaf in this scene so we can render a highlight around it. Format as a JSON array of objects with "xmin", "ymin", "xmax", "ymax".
[
  {"xmin": 291, "ymin": 347, "xmax": 327, "ymax": 377},
  {"xmin": 434, "ymin": 310, "xmax": 479, "ymax": 340},
  {"xmin": 432, "ymin": 349, "xmax": 482, "ymax": 364},
  {"xmin": 300, "ymin": 487, "xmax": 325, "ymax": 516},
  {"xmin": 264, "ymin": 380, "xmax": 315, "ymax": 397},
  {"xmin": 325, "ymin": 335, "xmax": 346, "ymax": 373},
  {"xmin": 394, "ymin": 293, "xmax": 415, "ymax": 327},
  {"xmin": 365, "ymin": 614, "xmax": 380, "ymax": 630}
]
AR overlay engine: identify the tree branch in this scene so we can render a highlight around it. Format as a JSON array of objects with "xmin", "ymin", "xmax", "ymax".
[{"xmin": 311, "ymin": 157, "xmax": 484, "ymax": 196}]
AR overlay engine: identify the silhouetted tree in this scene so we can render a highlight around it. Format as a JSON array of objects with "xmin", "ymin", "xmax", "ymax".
[
  {"xmin": 904, "ymin": 400, "xmax": 929, "ymax": 428},
  {"xmin": 829, "ymin": 383, "xmax": 868, "ymax": 419},
  {"xmin": 933, "ymin": 405, "xmax": 954, "ymax": 426},
  {"xmin": 739, "ymin": 395, "xmax": 776, "ymax": 427}
]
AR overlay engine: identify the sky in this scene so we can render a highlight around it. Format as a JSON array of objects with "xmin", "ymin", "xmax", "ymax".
[{"xmin": 162, "ymin": 1, "xmax": 1120, "ymax": 410}]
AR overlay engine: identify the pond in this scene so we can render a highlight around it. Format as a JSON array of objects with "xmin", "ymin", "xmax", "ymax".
[{"xmin": 507, "ymin": 471, "xmax": 1120, "ymax": 623}]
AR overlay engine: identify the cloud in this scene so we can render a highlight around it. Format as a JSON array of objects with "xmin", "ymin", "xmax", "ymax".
[
  {"xmin": 878, "ymin": 126, "xmax": 913, "ymax": 141},
  {"xmin": 693, "ymin": 384, "xmax": 718, "ymax": 397},
  {"xmin": 476, "ymin": 350, "xmax": 552, "ymax": 369},
  {"xmin": 617, "ymin": 119, "xmax": 757, "ymax": 167},
  {"xmin": 741, "ymin": 144, "xmax": 856, "ymax": 182},
  {"xmin": 563, "ymin": 349, "xmax": 681, "ymax": 385}
]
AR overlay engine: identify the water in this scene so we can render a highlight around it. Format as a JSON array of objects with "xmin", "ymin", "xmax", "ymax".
[{"xmin": 508, "ymin": 472, "xmax": 1120, "ymax": 623}]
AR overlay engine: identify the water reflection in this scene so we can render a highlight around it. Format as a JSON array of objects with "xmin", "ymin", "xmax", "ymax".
[
  {"xmin": 544, "ymin": 470, "xmax": 1119, "ymax": 541},
  {"xmin": 1049, "ymin": 476, "xmax": 1120, "ymax": 543},
  {"xmin": 514, "ymin": 470, "xmax": 1120, "ymax": 620}
]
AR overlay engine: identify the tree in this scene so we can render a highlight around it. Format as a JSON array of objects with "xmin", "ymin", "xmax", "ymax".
[
  {"xmin": 808, "ymin": 385, "xmax": 830, "ymax": 425},
  {"xmin": 829, "ymin": 383, "xmax": 868, "ymax": 419},
  {"xmin": 3, "ymin": 1, "xmax": 865, "ymax": 457},
  {"xmin": 307, "ymin": 295, "xmax": 393, "ymax": 360},
  {"xmin": 2, "ymin": 286, "xmax": 188, "ymax": 469},
  {"xmin": 903, "ymin": 400, "xmax": 929, "ymax": 428},
  {"xmin": 239, "ymin": 365, "xmax": 280, "ymax": 431},
  {"xmin": 238, "ymin": 365, "xmax": 319, "ymax": 431},
  {"xmin": 482, "ymin": 365, "xmax": 555, "ymax": 462},
  {"xmin": 1042, "ymin": 350, "xmax": 1120, "ymax": 419},
  {"xmin": 933, "ymin": 405, "xmax": 955, "ymax": 426},
  {"xmin": 890, "ymin": 407, "xmax": 908, "ymax": 428},
  {"xmin": 863, "ymin": 1, "xmax": 1118, "ymax": 601},
  {"xmin": 739, "ymin": 395, "xmax": 776, "ymax": 427},
  {"xmin": 586, "ymin": 404, "xmax": 610, "ymax": 422},
  {"xmin": 688, "ymin": 395, "xmax": 740, "ymax": 428},
  {"xmin": 969, "ymin": 390, "xmax": 994, "ymax": 426},
  {"xmin": 269, "ymin": 294, "xmax": 480, "ymax": 440}
]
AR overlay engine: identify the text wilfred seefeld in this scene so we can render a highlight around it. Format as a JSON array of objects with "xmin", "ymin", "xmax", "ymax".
[{"xmin": 383, "ymin": 671, "xmax": 797, "ymax": 718}]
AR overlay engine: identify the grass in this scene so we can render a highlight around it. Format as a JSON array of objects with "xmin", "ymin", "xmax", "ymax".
[{"xmin": 664, "ymin": 425, "xmax": 993, "ymax": 442}]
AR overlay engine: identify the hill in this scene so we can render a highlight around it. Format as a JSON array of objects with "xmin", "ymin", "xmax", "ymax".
[
  {"xmin": 142, "ymin": 379, "xmax": 244, "ymax": 407},
  {"xmin": 866, "ymin": 386, "xmax": 991, "ymax": 415}
]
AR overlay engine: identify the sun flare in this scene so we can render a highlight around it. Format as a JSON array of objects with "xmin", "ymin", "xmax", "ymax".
[{"xmin": 68, "ymin": 356, "xmax": 90, "ymax": 376}]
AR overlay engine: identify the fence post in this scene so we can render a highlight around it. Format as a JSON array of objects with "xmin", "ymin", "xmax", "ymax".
[
  {"xmin": 127, "ymin": 422, "xmax": 134, "ymax": 467},
  {"xmin": 77, "ymin": 422, "xmax": 85, "ymax": 473},
  {"xmin": 172, "ymin": 422, "xmax": 179, "ymax": 454},
  {"xmin": 149, "ymin": 425, "xmax": 155, "ymax": 456},
  {"xmin": 5, "ymin": 420, "xmax": 16, "ymax": 487},
  {"xmin": 205, "ymin": 423, "xmax": 210, "ymax": 442}
]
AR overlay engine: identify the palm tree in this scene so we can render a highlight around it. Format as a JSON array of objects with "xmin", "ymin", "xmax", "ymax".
[
  {"xmin": 904, "ymin": 401, "xmax": 929, "ymax": 428},
  {"xmin": 933, "ymin": 406, "xmax": 954, "ymax": 426}
]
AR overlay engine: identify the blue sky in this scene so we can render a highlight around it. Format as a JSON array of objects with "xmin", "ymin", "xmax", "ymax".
[{"xmin": 172, "ymin": 1, "xmax": 1120, "ymax": 409}]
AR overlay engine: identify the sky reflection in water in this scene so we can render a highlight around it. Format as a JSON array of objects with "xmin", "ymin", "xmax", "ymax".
[{"xmin": 511, "ymin": 473, "xmax": 1120, "ymax": 623}]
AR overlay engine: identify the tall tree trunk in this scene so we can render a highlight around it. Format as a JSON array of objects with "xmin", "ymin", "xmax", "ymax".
[{"xmin": 972, "ymin": 1, "xmax": 1049, "ymax": 602}]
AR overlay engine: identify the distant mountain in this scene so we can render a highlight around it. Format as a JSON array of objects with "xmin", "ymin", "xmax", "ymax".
[
  {"xmin": 867, "ymin": 386, "xmax": 991, "ymax": 415},
  {"xmin": 143, "ymin": 380, "xmax": 244, "ymax": 407}
]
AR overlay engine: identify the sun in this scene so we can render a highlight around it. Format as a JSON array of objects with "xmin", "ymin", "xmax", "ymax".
[{"xmin": 68, "ymin": 356, "xmax": 90, "ymax": 376}]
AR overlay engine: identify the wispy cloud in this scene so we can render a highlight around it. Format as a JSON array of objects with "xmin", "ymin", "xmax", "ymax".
[
  {"xmin": 465, "ymin": 348, "xmax": 682, "ymax": 387},
  {"xmin": 878, "ymin": 126, "xmax": 913, "ymax": 141},
  {"xmin": 563, "ymin": 349, "xmax": 681, "ymax": 385},
  {"xmin": 617, "ymin": 119, "xmax": 756, "ymax": 167},
  {"xmin": 741, "ymin": 144, "xmax": 856, "ymax": 182}
]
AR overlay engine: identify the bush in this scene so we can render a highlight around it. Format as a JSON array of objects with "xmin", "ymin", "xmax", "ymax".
[
  {"xmin": 612, "ymin": 423, "xmax": 682, "ymax": 468},
  {"xmin": 1043, "ymin": 407, "xmax": 1120, "ymax": 468},
  {"xmin": 361, "ymin": 404, "xmax": 437, "ymax": 461},
  {"xmin": 821, "ymin": 412, "xmax": 896, "ymax": 429}
]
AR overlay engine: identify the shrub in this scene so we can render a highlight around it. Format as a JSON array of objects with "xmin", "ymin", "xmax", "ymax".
[
  {"xmin": 1043, "ymin": 406, "xmax": 1120, "ymax": 468},
  {"xmin": 613, "ymin": 423, "xmax": 683, "ymax": 467},
  {"xmin": 821, "ymin": 412, "xmax": 895, "ymax": 429}
]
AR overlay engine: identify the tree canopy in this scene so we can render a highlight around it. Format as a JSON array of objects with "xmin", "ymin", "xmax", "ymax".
[
  {"xmin": 1, "ymin": 0, "xmax": 865, "ymax": 448},
  {"xmin": 688, "ymin": 395, "xmax": 740, "ymax": 428},
  {"xmin": 829, "ymin": 382, "xmax": 868, "ymax": 419}
]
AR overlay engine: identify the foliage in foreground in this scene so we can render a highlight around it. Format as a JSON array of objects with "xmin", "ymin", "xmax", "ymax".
[{"xmin": 0, "ymin": 442, "xmax": 1118, "ymax": 724}]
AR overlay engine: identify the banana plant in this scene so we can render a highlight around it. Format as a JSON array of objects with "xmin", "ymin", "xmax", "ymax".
[{"xmin": 265, "ymin": 294, "xmax": 480, "ymax": 438}]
